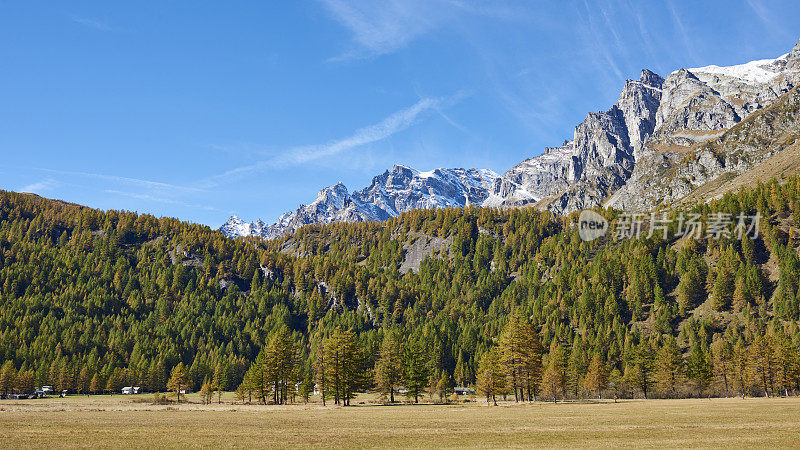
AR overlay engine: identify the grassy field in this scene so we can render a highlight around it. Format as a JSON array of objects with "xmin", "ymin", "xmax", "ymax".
[{"xmin": 1, "ymin": 395, "xmax": 799, "ymax": 448}]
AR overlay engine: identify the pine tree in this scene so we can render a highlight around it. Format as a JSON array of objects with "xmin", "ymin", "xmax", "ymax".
[
  {"xmin": 749, "ymin": 334, "xmax": 777, "ymax": 397},
  {"xmin": 711, "ymin": 338, "xmax": 734, "ymax": 394},
  {"xmin": 298, "ymin": 368, "xmax": 314, "ymax": 403},
  {"xmin": 435, "ymin": 372, "xmax": 452, "ymax": 401},
  {"xmin": 630, "ymin": 339, "xmax": 656, "ymax": 399},
  {"xmin": 167, "ymin": 363, "xmax": 189, "ymax": 403},
  {"xmin": 522, "ymin": 334, "xmax": 544, "ymax": 402},
  {"xmin": 541, "ymin": 343, "xmax": 568, "ymax": 402},
  {"xmin": 656, "ymin": 336, "xmax": 684, "ymax": 397},
  {"xmin": 212, "ymin": 363, "xmax": 226, "ymax": 404},
  {"xmin": 200, "ymin": 379, "xmax": 213, "ymax": 405},
  {"xmin": 324, "ymin": 329, "xmax": 369, "ymax": 406},
  {"xmin": 374, "ymin": 330, "xmax": 403, "ymax": 402},
  {"xmin": 0, "ymin": 361, "xmax": 16, "ymax": 396},
  {"xmin": 77, "ymin": 366, "xmax": 91, "ymax": 395},
  {"xmin": 235, "ymin": 382, "xmax": 248, "ymax": 404},
  {"xmin": 608, "ymin": 367, "xmax": 626, "ymax": 402},
  {"xmin": 266, "ymin": 326, "xmax": 297, "ymax": 405},
  {"xmin": 583, "ymin": 353, "xmax": 608, "ymax": 399},
  {"xmin": 732, "ymin": 339, "xmax": 752, "ymax": 398},
  {"xmin": 402, "ymin": 339, "xmax": 429, "ymax": 403},
  {"xmin": 476, "ymin": 347, "xmax": 505, "ymax": 406},
  {"xmin": 712, "ymin": 250, "xmax": 738, "ymax": 311},
  {"xmin": 686, "ymin": 342, "xmax": 713, "ymax": 397},
  {"xmin": 678, "ymin": 258, "xmax": 706, "ymax": 313},
  {"xmin": 567, "ymin": 339, "xmax": 588, "ymax": 398},
  {"xmin": 541, "ymin": 358, "xmax": 563, "ymax": 403},
  {"xmin": 774, "ymin": 330, "xmax": 799, "ymax": 397},
  {"xmin": 16, "ymin": 370, "xmax": 34, "ymax": 395},
  {"xmin": 248, "ymin": 349, "xmax": 270, "ymax": 404},
  {"xmin": 499, "ymin": 311, "xmax": 541, "ymax": 402},
  {"xmin": 313, "ymin": 342, "xmax": 327, "ymax": 407},
  {"xmin": 89, "ymin": 374, "xmax": 101, "ymax": 395}
]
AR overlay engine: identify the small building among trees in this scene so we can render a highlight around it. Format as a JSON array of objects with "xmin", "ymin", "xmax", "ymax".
[{"xmin": 453, "ymin": 387, "xmax": 475, "ymax": 396}]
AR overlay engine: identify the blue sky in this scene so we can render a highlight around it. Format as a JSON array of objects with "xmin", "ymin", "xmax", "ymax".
[{"xmin": 1, "ymin": 1, "xmax": 799, "ymax": 227}]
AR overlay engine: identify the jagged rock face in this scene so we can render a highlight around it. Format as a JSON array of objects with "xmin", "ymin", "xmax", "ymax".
[
  {"xmin": 254, "ymin": 182, "xmax": 372, "ymax": 240},
  {"xmin": 618, "ymin": 69, "xmax": 664, "ymax": 159},
  {"xmin": 219, "ymin": 216, "xmax": 269, "ymax": 238},
  {"xmin": 489, "ymin": 69, "xmax": 664, "ymax": 213},
  {"xmin": 353, "ymin": 165, "xmax": 498, "ymax": 219},
  {"xmin": 607, "ymin": 85, "xmax": 800, "ymax": 211},
  {"xmin": 495, "ymin": 38, "xmax": 800, "ymax": 215},
  {"xmin": 221, "ymin": 165, "xmax": 499, "ymax": 239},
  {"xmin": 788, "ymin": 38, "xmax": 800, "ymax": 70},
  {"xmin": 654, "ymin": 69, "xmax": 740, "ymax": 146},
  {"xmin": 484, "ymin": 145, "xmax": 573, "ymax": 206},
  {"xmin": 609, "ymin": 39, "xmax": 800, "ymax": 211}
]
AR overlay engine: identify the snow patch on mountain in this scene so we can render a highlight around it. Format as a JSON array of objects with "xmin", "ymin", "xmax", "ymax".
[{"xmin": 689, "ymin": 53, "xmax": 790, "ymax": 84}]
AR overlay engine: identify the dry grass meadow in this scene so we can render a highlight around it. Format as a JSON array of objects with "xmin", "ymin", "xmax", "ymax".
[{"xmin": 1, "ymin": 394, "xmax": 799, "ymax": 448}]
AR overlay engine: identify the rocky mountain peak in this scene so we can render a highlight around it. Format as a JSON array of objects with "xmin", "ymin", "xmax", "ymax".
[
  {"xmin": 788, "ymin": 37, "xmax": 800, "ymax": 68},
  {"xmin": 673, "ymin": 68, "xmax": 700, "ymax": 81},
  {"xmin": 791, "ymin": 37, "xmax": 800, "ymax": 57},
  {"xmin": 639, "ymin": 69, "xmax": 664, "ymax": 88},
  {"xmin": 314, "ymin": 182, "xmax": 349, "ymax": 206}
]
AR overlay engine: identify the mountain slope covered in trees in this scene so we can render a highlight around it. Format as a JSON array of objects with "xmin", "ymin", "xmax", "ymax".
[{"xmin": 1, "ymin": 177, "xmax": 800, "ymax": 401}]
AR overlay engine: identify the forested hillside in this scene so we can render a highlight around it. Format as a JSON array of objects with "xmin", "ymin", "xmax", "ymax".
[{"xmin": 1, "ymin": 176, "xmax": 799, "ymax": 402}]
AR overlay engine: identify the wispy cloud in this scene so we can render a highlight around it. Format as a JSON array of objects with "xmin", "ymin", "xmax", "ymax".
[
  {"xmin": 20, "ymin": 179, "xmax": 58, "ymax": 194},
  {"xmin": 105, "ymin": 190, "xmax": 217, "ymax": 211},
  {"xmin": 70, "ymin": 15, "xmax": 113, "ymax": 32},
  {"xmin": 205, "ymin": 94, "xmax": 464, "ymax": 185},
  {"xmin": 320, "ymin": 0, "xmax": 526, "ymax": 60},
  {"xmin": 628, "ymin": 1, "xmax": 662, "ymax": 73},
  {"xmin": 745, "ymin": 0, "xmax": 791, "ymax": 41},
  {"xmin": 37, "ymin": 168, "xmax": 202, "ymax": 194},
  {"xmin": 320, "ymin": 0, "xmax": 441, "ymax": 60},
  {"xmin": 666, "ymin": 1, "xmax": 699, "ymax": 65},
  {"xmin": 575, "ymin": 1, "xmax": 624, "ymax": 83}
]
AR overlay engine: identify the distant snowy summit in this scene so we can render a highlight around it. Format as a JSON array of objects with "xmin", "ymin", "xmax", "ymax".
[
  {"xmin": 220, "ymin": 165, "xmax": 499, "ymax": 239},
  {"xmin": 222, "ymin": 37, "xmax": 800, "ymax": 240}
]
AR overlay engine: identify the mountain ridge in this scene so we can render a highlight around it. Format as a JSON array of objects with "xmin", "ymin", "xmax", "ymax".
[
  {"xmin": 223, "ymin": 165, "xmax": 499, "ymax": 239},
  {"xmin": 222, "ymin": 37, "xmax": 800, "ymax": 239}
]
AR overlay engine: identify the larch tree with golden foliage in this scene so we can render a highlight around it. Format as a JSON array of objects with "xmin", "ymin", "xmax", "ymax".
[
  {"xmin": 324, "ymin": 329, "xmax": 369, "ymax": 406},
  {"xmin": 0, "ymin": 361, "xmax": 15, "ymax": 396},
  {"xmin": 656, "ymin": 336, "xmax": 684, "ymax": 398},
  {"xmin": 583, "ymin": 353, "xmax": 608, "ymax": 399},
  {"xmin": 167, "ymin": 363, "xmax": 189, "ymax": 403},
  {"xmin": 711, "ymin": 338, "xmax": 734, "ymax": 394},
  {"xmin": 476, "ymin": 347, "xmax": 506, "ymax": 406},
  {"xmin": 749, "ymin": 333, "xmax": 777, "ymax": 397},
  {"xmin": 499, "ymin": 311, "xmax": 540, "ymax": 402},
  {"xmin": 541, "ymin": 343, "xmax": 567, "ymax": 402},
  {"xmin": 374, "ymin": 329, "xmax": 403, "ymax": 403},
  {"xmin": 266, "ymin": 325, "xmax": 298, "ymax": 405}
]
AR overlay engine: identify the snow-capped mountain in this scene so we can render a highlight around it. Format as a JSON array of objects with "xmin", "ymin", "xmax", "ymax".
[
  {"xmin": 492, "ymin": 37, "xmax": 800, "ymax": 214},
  {"xmin": 222, "ymin": 37, "xmax": 800, "ymax": 239},
  {"xmin": 221, "ymin": 165, "xmax": 499, "ymax": 239}
]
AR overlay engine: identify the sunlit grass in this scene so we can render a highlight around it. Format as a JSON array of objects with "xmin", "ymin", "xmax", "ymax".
[{"xmin": 1, "ymin": 396, "xmax": 799, "ymax": 448}]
